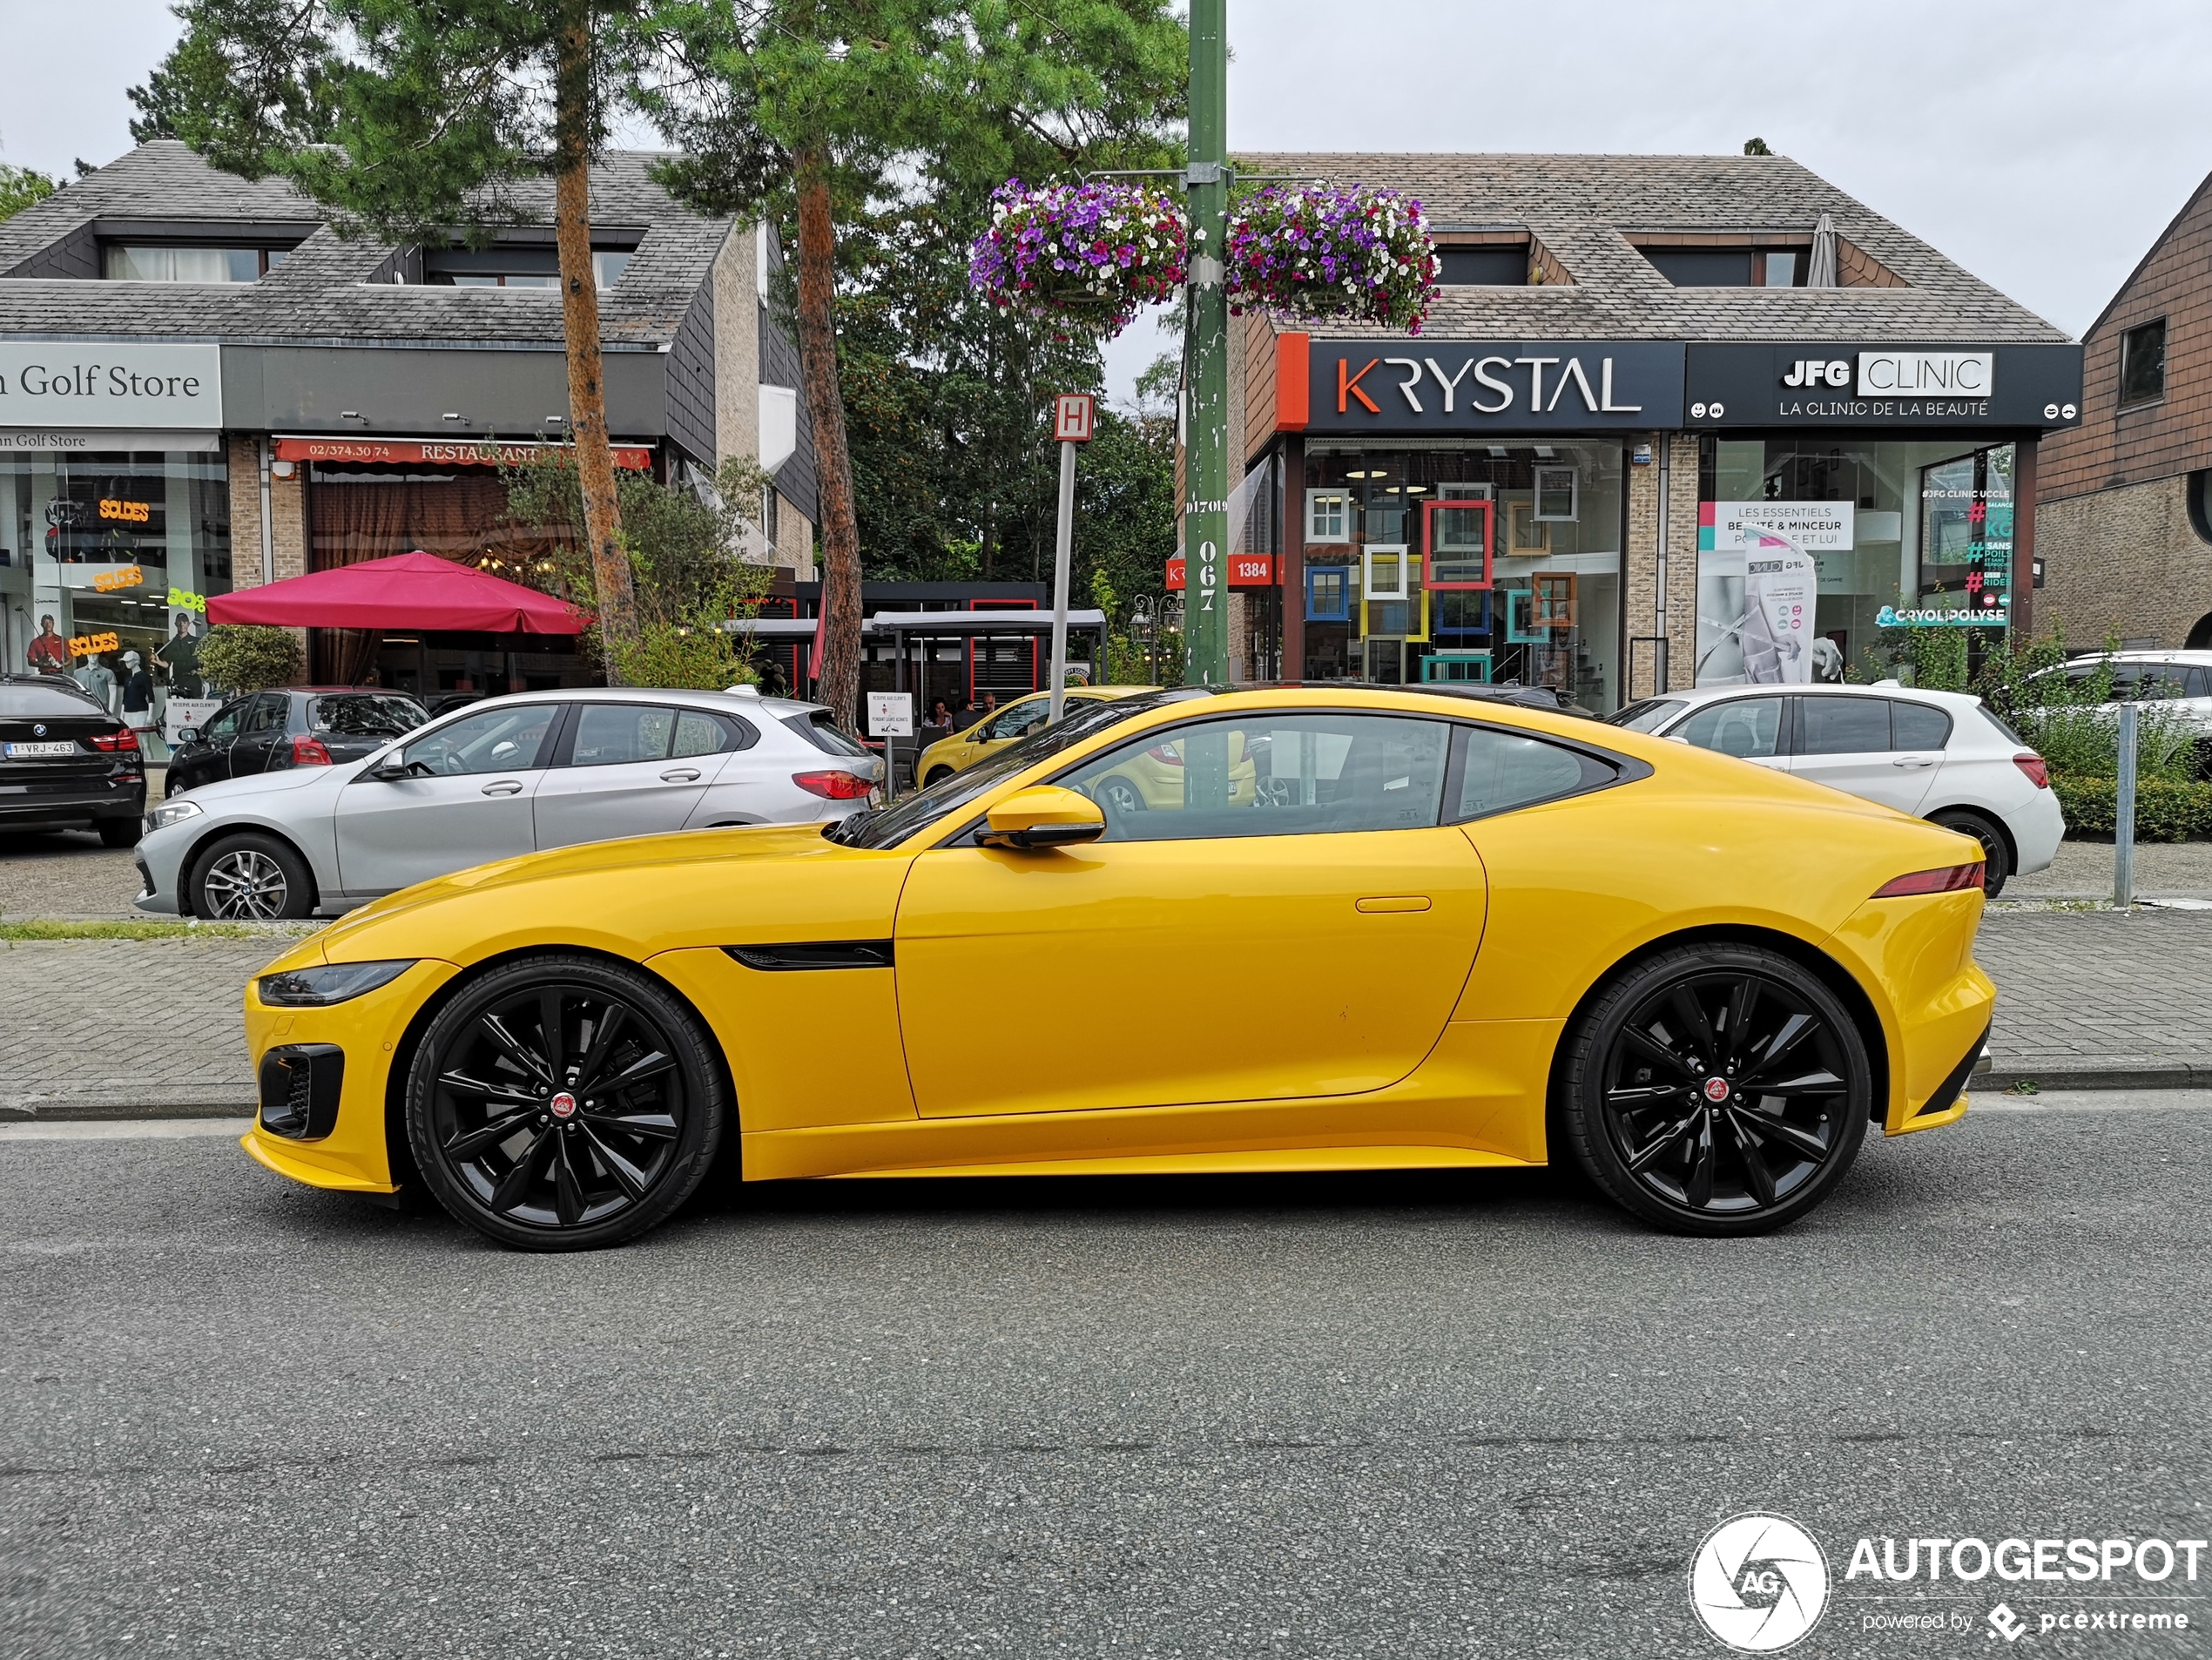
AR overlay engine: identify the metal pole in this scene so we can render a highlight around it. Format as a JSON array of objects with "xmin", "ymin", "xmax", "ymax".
[
  {"xmin": 1048, "ymin": 438, "xmax": 1076, "ymax": 722},
  {"xmin": 1184, "ymin": 0, "xmax": 1230, "ymax": 689},
  {"xmin": 1653, "ymin": 432, "xmax": 1670, "ymax": 693},
  {"xmin": 2114, "ymin": 702, "xmax": 2138, "ymax": 911}
]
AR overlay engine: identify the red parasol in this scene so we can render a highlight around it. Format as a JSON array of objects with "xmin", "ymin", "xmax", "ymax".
[{"xmin": 206, "ymin": 551, "xmax": 585, "ymax": 634}]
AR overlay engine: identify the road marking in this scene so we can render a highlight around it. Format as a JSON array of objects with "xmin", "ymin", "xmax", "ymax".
[
  {"xmin": 0, "ymin": 1117, "xmax": 253, "ymax": 1142},
  {"xmin": 1971, "ymin": 1089, "xmax": 2212, "ymax": 1114}
]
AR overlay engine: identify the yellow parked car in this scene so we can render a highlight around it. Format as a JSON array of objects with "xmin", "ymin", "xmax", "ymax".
[
  {"xmin": 239, "ymin": 685, "xmax": 1994, "ymax": 1251},
  {"xmin": 914, "ymin": 685, "xmax": 1154, "ymax": 786}
]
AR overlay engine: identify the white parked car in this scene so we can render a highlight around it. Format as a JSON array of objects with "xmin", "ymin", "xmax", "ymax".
[
  {"xmin": 2029, "ymin": 650, "xmax": 2212, "ymax": 737},
  {"xmin": 1606, "ymin": 683, "xmax": 2063, "ymax": 896},
  {"xmin": 133, "ymin": 687, "xmax": 883, "ymax": 920}
]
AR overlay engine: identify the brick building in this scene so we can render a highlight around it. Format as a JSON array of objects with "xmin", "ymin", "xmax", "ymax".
[
  {"xmin": 2035, "ymin": 171, "xmax": 2212, "ymax": 651},
  {"xmin": 0, "ymin": 141, "xmax": 817, "ymax": 701},
  {"xmin": 1184, "ymin": 153, "xmax": 2082, "ymax": 708}
]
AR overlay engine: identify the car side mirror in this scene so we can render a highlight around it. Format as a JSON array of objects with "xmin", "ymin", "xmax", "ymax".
[
  {"xmin": 175, "ymin": 727, "xmax": 199, "ymax": 746},
  {"xmin": 365, "ymin": 756, "xmax": 414, "ymax": 781},
  {"xmin": 979, "ymin": 785, "xmax": 1106, "ymax": 851}
]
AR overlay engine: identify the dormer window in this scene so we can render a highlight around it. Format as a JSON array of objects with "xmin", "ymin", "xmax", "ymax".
[
  {"xmin": 1639, "ymin": 246, "xmax": 1804, "ymax": 287},
  {"xmin": 102, "ymin": 245, "xmax": 288, "ymax": 281},
  {"xmin": 424, "ymin": 246, "xmax": 634, "ymax": 288}
]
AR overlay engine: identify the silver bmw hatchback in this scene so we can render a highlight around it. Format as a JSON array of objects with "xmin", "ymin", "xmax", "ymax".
[{"xmin": 133, "ymin": 686, "xmax": 883, "ymax": 920}]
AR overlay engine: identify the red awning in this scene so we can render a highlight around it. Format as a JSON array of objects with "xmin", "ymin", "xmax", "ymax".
[{"xmin": 206, "ymin": 551, "xmax": 586, "ymax": 634}]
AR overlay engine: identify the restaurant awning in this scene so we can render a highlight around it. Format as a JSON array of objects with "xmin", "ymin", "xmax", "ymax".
[
  {"xmin": 867, "ymin": 608, "xmax": 1107, "ymax": 636},
  {"xmin": 206, "ymin": 550, "xmax": 586, "ymax": 634}
]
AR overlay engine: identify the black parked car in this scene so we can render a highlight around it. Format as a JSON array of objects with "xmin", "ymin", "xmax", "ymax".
[
  {"xmin": 164, "ymin": 687, "xmax": 430, "ymax": 799},
  {"xmin": 0, "ymin": 675, "xmax": 148, "ymax": 845}
]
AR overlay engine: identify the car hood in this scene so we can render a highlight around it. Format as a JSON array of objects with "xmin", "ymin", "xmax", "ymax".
[
  {"xmin": 173, "ymin": 760, "xmax": 357, "ymax": 805},
  {"xmin": 317, "ymin": 821, "xmax": 907, "ymax": 966}
]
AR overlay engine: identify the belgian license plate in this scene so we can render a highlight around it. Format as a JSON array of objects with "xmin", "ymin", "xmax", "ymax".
[{"xmin": 3, "ymin": 741, "xmax": 78, "ymax": 759}]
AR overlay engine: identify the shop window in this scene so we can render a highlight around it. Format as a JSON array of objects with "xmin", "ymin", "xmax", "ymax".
[
  {"xmin": 1305, "ymin": 489, "xmax": 1350, "ymax": 543},
  {"xmin": 2120, "ymin": 318, "xmax": 2167, "ymax": 408},
  {"xmin": 101, "ymin": 245, "xmax": 284, "ymax": 281}
]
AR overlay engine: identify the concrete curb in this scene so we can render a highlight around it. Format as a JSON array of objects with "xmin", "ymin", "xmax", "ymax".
[
  {"xmin": 2, "ymin": 1091, "xmax": 256, "ymax": 1123},
  {"xmin": 1974, "ymin": 1059, "xmax": 2212, "ymax": 1093}
]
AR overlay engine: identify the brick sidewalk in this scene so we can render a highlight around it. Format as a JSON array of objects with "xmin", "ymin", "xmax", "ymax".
[{"xmin": 1974, "ymin": 909, "xmax": 2212, "ymax": 1083}]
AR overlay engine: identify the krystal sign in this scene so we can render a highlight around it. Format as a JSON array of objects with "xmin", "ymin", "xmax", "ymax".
[{"xmin": 1290, "ymin": 336, "xmax": 1683, "ymax": 433}]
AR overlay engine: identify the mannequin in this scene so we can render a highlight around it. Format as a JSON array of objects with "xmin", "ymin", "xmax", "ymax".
[{"xmin": 74, "ymin": 651, "xmax": 118, "ymax": 712}]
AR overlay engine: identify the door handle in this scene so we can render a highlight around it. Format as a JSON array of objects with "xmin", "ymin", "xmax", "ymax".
[
  {"xmin": 1891, "ymin": 756, "xmax": 1936, "ymax": 769},
  {"xmin": 480, "ymin": 779, "xmax": 524, "ymax": 795},
  {"xmin": 1355, "ymin": 895, "xmax": 1432, "ymax": 914},
  {"xmin": 660, "ymin": 767, "xmax": 702, "ymax": 782}
]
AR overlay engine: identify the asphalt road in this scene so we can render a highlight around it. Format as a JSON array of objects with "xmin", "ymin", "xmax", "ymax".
[{"xmin": 2, "ymin": 1099, "xmax": 2208, "ymax": 1660}]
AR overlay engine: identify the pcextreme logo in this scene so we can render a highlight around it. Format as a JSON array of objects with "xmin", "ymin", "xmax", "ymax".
[{"xmin": 1689, "ymin": 1514, "xmax": 1831, "ymax": 1652}]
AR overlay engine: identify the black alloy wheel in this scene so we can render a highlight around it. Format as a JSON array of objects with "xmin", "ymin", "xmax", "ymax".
[
  {"xmin": 1561, "ymin": 945, "xmax": 1871, "ymax": 1236},
  {"xmin": 407, "ymin": 955, "xmax": 725, "ymax": 1251},
  {"xmin": 1929, "ymin": 810, "xmax": 2010, "ymax": 897}
]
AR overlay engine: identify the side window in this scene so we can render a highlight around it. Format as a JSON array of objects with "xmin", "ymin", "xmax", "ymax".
[
  {"xmin": 201, "ymin": 700, "xmax": 249, "ymax": 743},
  {"xmin": 2187, "ymin": 667, "xmax": 2212, "ymax": 698},
  {"xmin": 986, "ymin": 699, "xmax": 1048, "ymax": 741},
  {"xmin": 569, "ymin": 704, "xmax": 676, "ymax": 766},
  {"xmin": 1891, "ymin": 700, "xmax": 1953, "ymax": 751},
  {"xmin": 244, "ymin": 694, "xmax": 289, "ymax": 735},
  {"xmin": 671, "ymin": 710, "xmax": 739, "ymax": 758},
  {"xmin": 1057, "ymin": 712, "xmax": 1449, "ymax": 841},
  {"xmin": 1453, "ymin": 728, "xmax": 1598, "ymax": 820},
  {"xmin": 402, "ymin": 704, "xmax": 557, "ymax": 775},
  {"xmin": 1797, "ymin": 697, "xmax": 1892, "ymax": 755},
  {"xmin": 1675, "ymin": 698, "xmax": 1784, "ymax": 759}
]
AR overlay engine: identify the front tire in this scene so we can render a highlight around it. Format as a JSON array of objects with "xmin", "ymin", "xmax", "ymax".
[
  {"xmin": 406, "ymin": 955, "xmax": 725, "ymax": 1252},
  {"xmin": 189, "ymin": 833, "xmax": 314, "ymax": 919},
  {"xmin": 1560, "ymin": 945, "xmax": 1871, "ymax": 1236},
  {"xmin": 924, "ymin": 766, "xmax": 954, "ymax": 787},
  {"xmin": 1929, "ymin": 809, "xmax": 2010, "ymax": 897}
]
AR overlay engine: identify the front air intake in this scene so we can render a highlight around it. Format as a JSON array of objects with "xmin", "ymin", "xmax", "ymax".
[{"xmin": 257, "ymin": 1044, "xmax": 346, "ymax": 1140}]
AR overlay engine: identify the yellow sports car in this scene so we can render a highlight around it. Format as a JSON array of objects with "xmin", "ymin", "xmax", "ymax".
[
  {"xmin": 241, "ymin": 685, "xmax": 1993, "ymax": 1252},
  {"xmin": 914, "ymin": 685, "xmax": 1154, "ymax": 786}
]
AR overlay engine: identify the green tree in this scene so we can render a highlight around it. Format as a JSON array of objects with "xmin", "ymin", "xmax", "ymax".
[
  {"xmin": 141, "ymin": 0, "xmax": 650, "ymax": 674},
  {"xmin": 0, "ymin": 164, "xmax": 56, "ymax": 222},
  {"xmin": 641, "ymin": 0, "xmax": 1186, "ymax": 725}
]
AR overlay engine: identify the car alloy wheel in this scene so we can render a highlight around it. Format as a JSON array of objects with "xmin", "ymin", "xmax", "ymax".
[
  {"xmin": 1563, "ymin": 946, "xmax": 1870, "ymax": 1235},
  {"xmin": 1097, "ymin": 776, "xmax": 1146, "ymax": 817},
  {"xmin": 408, "ymin": 955, "xmax": 724, "ymax": 1251},
  {"xmin": 1930, "ymin": 810, "xmax": 2009, "ymax": 897},
  {"xmin": 199, "ymin": 848, "xmax": 291, "ymax": 918}
]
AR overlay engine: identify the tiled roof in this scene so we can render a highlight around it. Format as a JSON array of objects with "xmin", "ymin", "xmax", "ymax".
[
  {"xmin": 1232, "ymin": 152, "xmax": 2071, "ymax": 344},
  {"xmin": 0, "ymin": 141, "xmax": 728, "ymax": 351}
]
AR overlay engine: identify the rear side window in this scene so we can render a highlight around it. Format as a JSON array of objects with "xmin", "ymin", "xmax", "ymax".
[
  {"xmin": 783, "ymin": 711, "xmax": 869, "ymax": 756},
  {"xmin": 0, "ymin": 682, "xmax": 103, "ymax": 718},
  {"xmin": 1891, "ymin": 700, "xmax": 1952, "ymax": 751},
  {"xmin": 570, "ymin": 704, "xmax": 677, "ymax": 766},
  {"xmin": 312, "ymin": 694, "xmax": 428, "ymax": 738},
  {"xmin": 1676, "ymin": 698, "xmax": 1784, "ymax": 759},
  {"xmin": 1797, "ymin": 697, "xmax": 1891, "ymax": 755},
  {"xmin": 671, "ymin": 709, "xmax": 752, "ymax": 757},
  {"xmin": 1453, "ymin": 728, "xmax": 1601, "ymax": 820}
]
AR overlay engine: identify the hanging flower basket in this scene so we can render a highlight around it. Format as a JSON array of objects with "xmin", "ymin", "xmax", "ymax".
[
  {"xmin": 968, "ymin": 179, "xmax": 1189, "ymax": 339},
  {"xmin": 1225, "ymin": 183, "xmax": 1440, "ymax": 335}
]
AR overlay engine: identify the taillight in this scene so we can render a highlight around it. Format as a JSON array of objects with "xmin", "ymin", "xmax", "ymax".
[
  {"xmin": 1872, "ymin": 863, "xmax": 1985, "ymax": 898},
  {"xmin": 87, "ymin": 729, "xmax": 139, "ymax": 752},
  {"xmin": 792, "ymin": 769, "xmax": 872, "ymax": 800},
  {"xmin": 1145, "ymin": 744, "xmax": 1184, "ymax": 766},
  {"xmin": 291, "ymin": 734, "xmax": 333, "ymax": 766},
  {"xmin": 2012, "ymin": 751, "xmax": 2050, "ymax": 788}
]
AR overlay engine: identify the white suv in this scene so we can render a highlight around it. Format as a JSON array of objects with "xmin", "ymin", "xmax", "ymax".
[
  {"xmin": 2030, "ymin": 651, "xmax": 2212, "ymax": 736},
  {"xmin": 1607, "ymin": 683, "xmax": 2064, "ymax": 896}
]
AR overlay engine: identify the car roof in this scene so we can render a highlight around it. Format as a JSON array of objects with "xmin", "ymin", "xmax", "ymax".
[
  {"xmin": 427, "ymin": 685, "xmax": 832, "ymax": 719},
  {"xmin": 1635, "ymin": 682, "xmax": 1983, "ymax": 710},
  {"xmin": 2059, "ymin": 649, "xmax": 2212, "ymax": 664}
]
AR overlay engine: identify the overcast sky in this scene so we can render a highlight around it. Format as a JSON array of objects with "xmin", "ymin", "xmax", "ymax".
[{"xmin": 8, "ymin": 0, "xmax": 2209, "ymax": 405}]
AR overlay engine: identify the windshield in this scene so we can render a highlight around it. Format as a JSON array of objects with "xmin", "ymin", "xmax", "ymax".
[
  {"xmin": 1604, "ymin": 698, "xmax": 1687, "ymax": 733},
  {"xmin": 826, "ymin": 692, "xmax": 1180, "ymax": 849},
  {"xmin": 313, "ymin": 693, "xmax": 428, "ymax": 737}
]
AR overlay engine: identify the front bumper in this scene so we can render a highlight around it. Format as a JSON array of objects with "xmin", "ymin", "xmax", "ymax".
[{"xmin": 239, "ymin": 957, "xmax": 462, "ymax": 1195}]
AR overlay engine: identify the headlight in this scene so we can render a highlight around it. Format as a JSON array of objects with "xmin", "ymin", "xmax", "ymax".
[
  {"xmin": 145, "ymin": 799, "xmax": 203, "ymax": 833},
  {"xmin": 257, "ymin": 960, "xmax": 417, "ymax": 1007}
]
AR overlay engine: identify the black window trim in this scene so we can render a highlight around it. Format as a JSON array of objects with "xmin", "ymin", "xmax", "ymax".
[
  {"xmin": 2118, "ymin": 315, "xmax": 2168, "ymax": 411},
  {"xmin": 932, "ymin": 706, "xmax": 1651, "ymax": 847}
]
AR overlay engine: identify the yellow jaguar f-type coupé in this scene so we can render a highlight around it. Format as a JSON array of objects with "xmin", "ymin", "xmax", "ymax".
[{"xmin": 239, "ymin": 685, "xmax": 1993, "ymax": 1250}]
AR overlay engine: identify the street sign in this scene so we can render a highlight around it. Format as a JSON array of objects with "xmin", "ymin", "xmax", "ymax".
[
  {"xmin": 1053, "ymin": 394, "xmax": 1096, "ymax": 443},
  {"xmin": 866, "ymin": 692, "xmax": 914, "ymax": 738}
]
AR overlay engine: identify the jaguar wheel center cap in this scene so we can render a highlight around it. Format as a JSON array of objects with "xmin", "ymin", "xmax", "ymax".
[
  {"xmin": 549, "ymin": 1091, "xmax": 578, "ymax": 1119},
  {"xmin": 1703, "ymin": 1076, "xmax": 1732, "ymax": 1104}
]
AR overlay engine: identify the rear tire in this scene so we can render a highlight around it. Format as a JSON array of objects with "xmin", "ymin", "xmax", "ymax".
[
  {"xmin": 97, "ymin": 817, "xmax": 140, "ymax": 847},
  {"xmin": 188, "ymin": 832, "xmax": 314, "ymax": 919},
  {"xmin": 924, "ymin": 766, "xmax": 954, "ymax": 787},
  {"xmin": 1559, "ymin": 944, "xmax": 1871, "ymax": 1237},
  {"xmin": 1928, "ymin": 809, "xmax": 2010, "ymax": 897},
  {"xmin": 406, "ymin": 954, "xmax": 725, "ymax": 1252}
]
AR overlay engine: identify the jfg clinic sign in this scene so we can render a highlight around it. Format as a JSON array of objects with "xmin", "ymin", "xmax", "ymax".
[
  {"xmin": 1685, "ymin": 342, "xmax": 2082, "ymax": 428},
  {"xmin": 1302, "ymin": 339, "xmax": 1683, "ymax": 432},
  {"xmin": 0, "ymin": 342, "xmax": 223, "ymax": 428}
]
